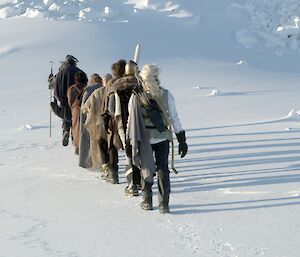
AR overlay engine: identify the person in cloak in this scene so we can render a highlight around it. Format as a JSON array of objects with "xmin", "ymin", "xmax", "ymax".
[
  {"xmin": 126, "ymin": 64, "xmax": 188, "ymax": 214},
  {"xmin": 79, "ymin": 74, "xmax": 103, "ymax": 168},
  {"xmin": 48, "ymin": 55, "xmax": 84, "ymax": 146},
  {"xmin": 99, "ymin": 60, "xmax": 127, "ymax": 184},
  {"xmin": 81, "ymin": 73, "xmax": 113, "ymax": 177},
  {"xmin": 104, "ymin": 60, "xmax": 142, "ymax": 192},
  {"xmin": 67, "ymin": 71, "xmax": 88, "ymax": 155}
]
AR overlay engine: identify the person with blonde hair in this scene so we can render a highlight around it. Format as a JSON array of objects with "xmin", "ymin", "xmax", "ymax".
[{"xmin": 136, "ymin": 64, "xmax": 188, "ymax": 213}]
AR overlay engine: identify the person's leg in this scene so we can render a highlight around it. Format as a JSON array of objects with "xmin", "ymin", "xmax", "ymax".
[
  {"xmin": 124, "ymin": 163, "xmax": 139, "ymax": 196},
  {"xmin": 62, "ymin": 105, "xmax": 72, "ymax": 146},
  {"xmin": 106, "ymin": 144, "xmax": 119, "ymax": 184},
  {"xmin": 132, "ymin": 165, "xmax": 141, "ymax": 189},
  {"xmin": 78, "ymin": 113, "xmax": 92, "ymax": 168},
  {"xmin": 153, "ymin": 140, "xmax": 170, "ymax": 213},
  {"xmin": 140, "ymin": 178, "xmax": 153, "ymax": 210},
  {"xmin": 124, "ymin": 143, "xmax": 141, "ymax": 196},
  {"xmin": 99, "ymin": 139, "xmax": 110, "ymax": 179}
]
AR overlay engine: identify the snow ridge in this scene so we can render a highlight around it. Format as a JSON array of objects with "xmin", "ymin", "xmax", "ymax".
[{"xmin": 0, "ymin": 0, "xmax": 193, "ymax": 22}]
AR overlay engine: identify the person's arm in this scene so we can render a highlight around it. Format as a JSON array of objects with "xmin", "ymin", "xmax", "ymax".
[
  {"xmin": 167, "ymin": 91, "xmax": 183, "ymax": 133},
  {"xmin": 167, "ymin": 91, "xmax": 188, "ymax": 158}
]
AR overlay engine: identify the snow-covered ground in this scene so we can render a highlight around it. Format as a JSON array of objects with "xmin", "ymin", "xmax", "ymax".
[{"xmin": 1, "ymin": 1, "xmax": 300, "ymax": 257}]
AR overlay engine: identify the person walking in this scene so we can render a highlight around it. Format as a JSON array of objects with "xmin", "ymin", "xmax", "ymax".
[
  {"xmin": 49, "ymin": 55, "xmax": 84, "ymax": 146},
  {"xmin": 127, "ymin": 64, "xmax": 188, "ymax": 213},
  {"xmin": 67, "ymin": 71, "xmax": 88, "ymax": 155},
  {"xmin": 79, "ymin": 74, "xmax": 103, "ymax": 168},
  {"xmin": 81, "ymin": 73, "xmax": 114, "ymax": 177},
  {"xmin": 105, "ymin": 60, "xmax": 143, "ymax": 193}
]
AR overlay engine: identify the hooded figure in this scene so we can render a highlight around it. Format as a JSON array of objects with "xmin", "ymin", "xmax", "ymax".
[{"xmin": 51, "ymin": 55, "xmax": 84, "ymax": 146}]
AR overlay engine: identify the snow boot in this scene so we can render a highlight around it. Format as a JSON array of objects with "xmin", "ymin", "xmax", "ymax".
[
  {"xmin": 159, "ymin": 206, "xmax": 170, "ymax": 214},
  {"xmin": 125, "ymin": 184, "xmax": 139, "ymax": 197},
  {"xmin": 140, "ymin": 184, "xmax": 153, "ymax": 211},
  {"xmin": 106, "ymin": 165, "xmax": 119, "ymax": 184},
  {"xmin": 158, "ymin": 169, "xmax": 171, "ymax": 214},
  {"xmin": 62, "ymin": 131, "xmax": 69, "ymax": 146}
]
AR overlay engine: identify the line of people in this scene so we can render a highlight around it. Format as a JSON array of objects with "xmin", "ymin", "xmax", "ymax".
[{"xmin": 48, "ymin": 55, "xmax": 188, "ymax": 214}]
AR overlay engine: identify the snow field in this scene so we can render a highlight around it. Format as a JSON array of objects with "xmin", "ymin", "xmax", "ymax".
[{"xmin": 0, "ymin": 1, "xmax": 300, "ymax": 257}]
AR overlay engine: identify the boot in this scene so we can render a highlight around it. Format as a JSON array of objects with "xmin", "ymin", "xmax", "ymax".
[
  {"xmin": 62, "ymin": 131, "xmax": 69, "ymax": 146},
  {"xmin": 159, "ymin": 198, "xmax": 170, "ymax": 214},
  {"xmin": 133, "ymin": 165, "xmax": 142, "ymax": 190},
  {"xmin": 124, "ymin": 165, "xmax": 139, "ymax": 196},
  {"xmin": 125, "ymin": 184, "xmax": 139, "ymax": 197},
  {"xmin": 158, "ymin": 169, "xmax": 171, "ymax": 214},
  {"xmin": 106, "ymin": 165, "xmax": 119, "ymax": 184},
  {"xmin": 101, "ymin": 163, "xmax": 109, "ymax": 180},
  {"xmin": 140, "ymin": 183, "xmax": 153, "ymax": 210}
]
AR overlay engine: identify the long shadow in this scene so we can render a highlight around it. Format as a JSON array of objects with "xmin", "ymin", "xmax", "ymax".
[
  {"xmin": 188, "ymin": 130, "xmax": 300, "ymax": 139},
  {"xmin": 172, "ymin": 167, "xmax": 300, "ymax": 184},
  {"xmin": 185, "ymin": 115, "xmax": 297, "ymax": 132},
  {"xmin": 176, "ymin": 149, "xmax": 300, "ymax": 164},
  {"xmin": 167, "ymin": 125, "xmax": 300, "ymax": 215},
  {"xmin": 30, "ymin": 125, "xmax": 50, "ymax": 130},
  {"xmin": 175, "ymin": 155, "xmax": 300, "ymax": 171},
  {"xmin": 187, "ymin": 142, "xmax": 300, "ymax": 155},
  {"xmin": 187, "ymin": 137, "xmax": 300, "ymax": 148},
  {"xmin": 172, "ymin": 173, "xmax": 300, "ymax": 193},
  {"xmin": 170, "ymin": 196, "xmax": 300, "ymax": 215}
]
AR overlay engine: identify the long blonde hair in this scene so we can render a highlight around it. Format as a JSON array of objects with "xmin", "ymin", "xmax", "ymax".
[{"xmin": 140, "ymin": 64, "xmax": 163, "ymax": 99}]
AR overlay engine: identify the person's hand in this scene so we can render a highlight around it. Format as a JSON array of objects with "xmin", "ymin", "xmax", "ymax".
[
  {"xmin": 48, "ymin": 74, "xmax": 54, "ymax": 89},
  {"xmin": 48, "ymin": 74, "xmax": 53, "ymax": 82},
  {"xmin": 176, "ymin": 130, "xmax": 188, "ymax": 158}
]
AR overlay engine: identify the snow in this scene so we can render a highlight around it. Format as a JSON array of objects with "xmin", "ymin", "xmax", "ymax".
[
  {"xmin": 230, "ymin": 0, "xmax": 300, "ymax": 52},
  {"xmin": 0, "ymin": 1, "xmax": 300, "ymax": 257}
]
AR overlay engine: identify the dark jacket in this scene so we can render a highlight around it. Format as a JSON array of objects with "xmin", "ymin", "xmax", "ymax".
[{"xmin": 54, "ymin": 64, "xmax": 82, "ymax": 106}]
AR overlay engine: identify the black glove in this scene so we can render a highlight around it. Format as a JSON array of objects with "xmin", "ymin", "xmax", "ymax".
[
  {"xmin": 48, "ymin": 73, "xmax": 53, "ymax": 82},
  {"xmin": 48, "ymin": 74, "xmax": 54, "ymax": 89},
  {"xmin": 176, "ymin": 130, "xmax": 188, "ymax": 158}
]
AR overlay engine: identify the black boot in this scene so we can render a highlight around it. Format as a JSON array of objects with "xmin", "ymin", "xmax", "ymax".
[
  {"xmin": 140, "ymin": 182, "xmax": 153, "ymax": 210},
  {"xmin": 159, "ymin": 199, "xmax": 170, "ymax": 214},
  {"xmin": 106, "ymin": 165, "xmax": 119, "ymax": 184},
  {"xmin": 62, "ymin": 131, "xmax": 69, "ymax": 146},
  {"xmin": 158, "ymin": 169, "xmax": 171, "ymax": 214}
]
